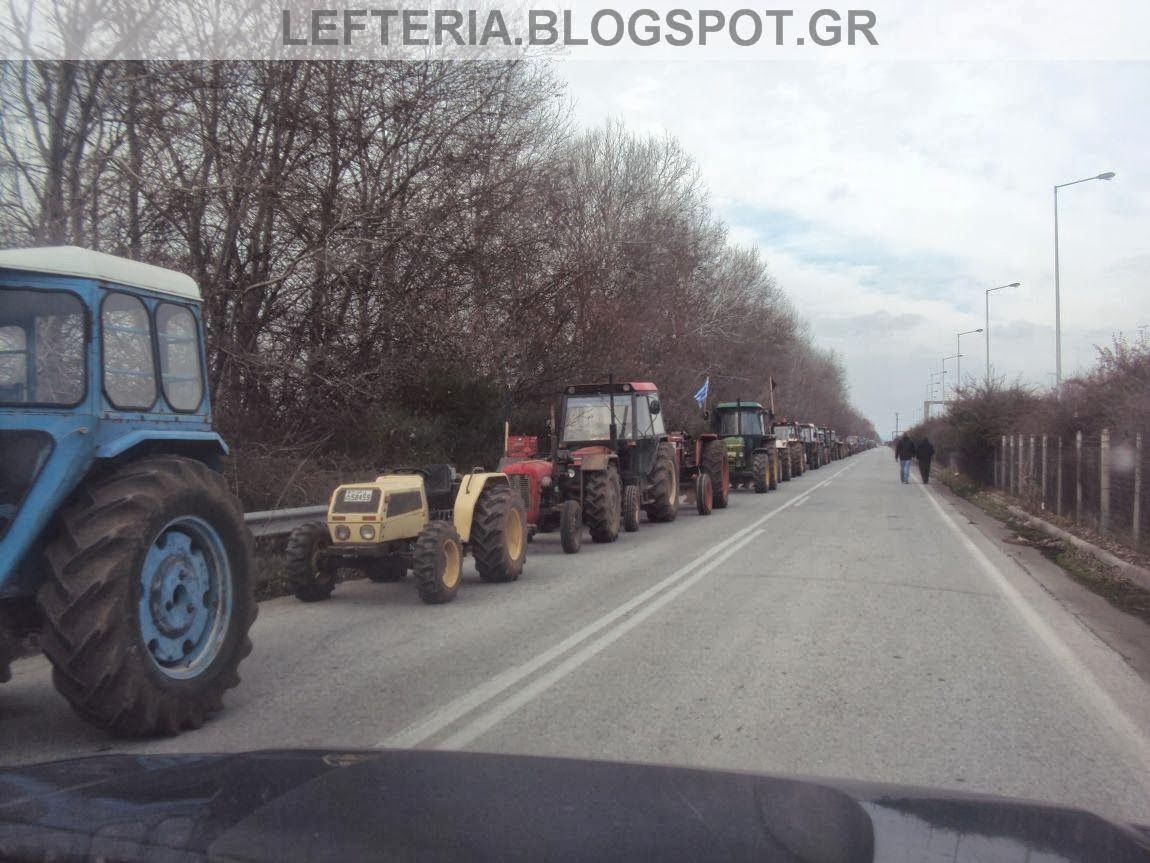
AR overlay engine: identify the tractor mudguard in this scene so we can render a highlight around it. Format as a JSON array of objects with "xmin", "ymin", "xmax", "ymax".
[
  {"xmin": 577, "ymin": 452, "xmax": 613, "ymax": 472},
  {"xmin": 452, "ymin": 473, "xmax": 508, "ymax": 542}
]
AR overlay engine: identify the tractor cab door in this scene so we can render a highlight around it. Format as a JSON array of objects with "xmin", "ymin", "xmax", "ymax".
[{"xmin": 629, "ymin": 393, "xmax": 665, "ymax": 478}]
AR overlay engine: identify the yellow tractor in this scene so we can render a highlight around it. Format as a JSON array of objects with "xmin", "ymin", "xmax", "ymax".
[{"xmin": 284, "ymin": 464, "xmax": 526, "ymax": 605}]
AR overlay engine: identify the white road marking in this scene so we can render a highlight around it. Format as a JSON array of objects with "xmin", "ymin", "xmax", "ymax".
[
  {"xmin": 922, "ymin": 485, "xmax": 1150, "ymax": 775},
  {"xmin": 381, "ymin": 465, "xmax": 851, "ymax": 749}
]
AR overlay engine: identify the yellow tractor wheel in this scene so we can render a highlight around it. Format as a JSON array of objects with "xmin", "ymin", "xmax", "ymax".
[
  {"xmin": 413, "ymin": 521, "xmax": 463, "ymax": 605},
  {"xmin": 471, "ymin": 484, "xmax": 527, "ymax": 583}
]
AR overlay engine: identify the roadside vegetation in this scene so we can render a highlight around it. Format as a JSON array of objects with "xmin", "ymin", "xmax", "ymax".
[{"xmin": 1, "ymin": 61, "xmax": 877, "ymax": 510}]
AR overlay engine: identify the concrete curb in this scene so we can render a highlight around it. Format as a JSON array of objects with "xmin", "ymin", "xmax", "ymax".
[{"xmin": 1006, "ymin": 504, "xmax": 1150, "ymax": 594}]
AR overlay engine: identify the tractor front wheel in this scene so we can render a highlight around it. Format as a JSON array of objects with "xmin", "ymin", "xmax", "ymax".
[
  {"xmin": 471, "ymin": 484, "xmax": 527, "ymax": 583},
  {"xmin": 646, "ymin": 443, "xmax": 679, "ymax": 523},
  {"xmin": 559, "ymin": 500, "xmax": 582, "ymax": 554},
  {"xmin": 701, "ymin": 439, "xmax": 729, "ymax": 509},
  {"xmin": 285, "ymin": 522, "xmax": 339, "ymax": 602},
  {"xmin": 695, "ymin": 472, "xmax": 714, "ymax": 515},
  {"xmin": 753, "ymin": 452, "xmax": 771, "ymax": 494},
  {"xmin": 38, "ymin": 456, "xmax": 255, "ymax": 737},
  {"xmin": 622, "ymin": 484, "xmax": 641, "ymax": 532},
  {"xmin": 584, "ymin": 466, "xmax": 621, "ymax": 543},
  {"xmin": 413, "ymin": 521, "xmax": 463, "ymax": 604}
]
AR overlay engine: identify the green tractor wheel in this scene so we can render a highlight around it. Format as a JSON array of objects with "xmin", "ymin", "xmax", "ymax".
[
  {"xmin": 413, "ymin": 521, "xmax": 463, "ymax": 605},
  {"xmin": 471, "ymin": 484, "xmax": 527, "ymax": 583}
]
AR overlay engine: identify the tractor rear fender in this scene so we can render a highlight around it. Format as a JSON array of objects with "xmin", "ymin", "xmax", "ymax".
[
  {"xmin": 577, "ymin": 452, "xmax": 615, "ymax": 472},
  {"xmin": 452, "ymin": 473, "xmax": 508, "ymax": 542}
]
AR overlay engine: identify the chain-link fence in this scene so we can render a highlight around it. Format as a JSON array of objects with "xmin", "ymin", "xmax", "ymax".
[{"xmin": 993, "ymin": 430, "xmax": 1147, "ymax": 550}]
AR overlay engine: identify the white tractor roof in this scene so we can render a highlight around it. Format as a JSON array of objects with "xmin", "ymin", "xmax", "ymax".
[{"xmin": 0, "ymin": 246, "xmax": 201, "ymax": 300}]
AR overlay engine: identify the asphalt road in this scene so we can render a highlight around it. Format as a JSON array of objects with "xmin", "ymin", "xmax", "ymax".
[{"xmin": 5, "ymin": 449, "xmax": 1150, "ymax": 825}]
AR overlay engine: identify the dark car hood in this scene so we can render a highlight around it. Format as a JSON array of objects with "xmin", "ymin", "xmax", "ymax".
[{"xmin": 0, "ymin": 748, "xmax": 1147, "ymax": 862}]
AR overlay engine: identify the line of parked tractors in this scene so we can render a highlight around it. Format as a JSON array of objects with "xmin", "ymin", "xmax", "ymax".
[{"xmin": 0, "ymin": 247, "xmax": 872, "ymax": 739}]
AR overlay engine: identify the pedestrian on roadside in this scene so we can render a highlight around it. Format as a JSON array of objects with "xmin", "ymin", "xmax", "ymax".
[
  {"xmin": 917, "ymin": 436, "xmax": 935, "ymax": 484},
  {"xmin": 895, "ymin": 433, "xmax": 916, "ymax": 484}
]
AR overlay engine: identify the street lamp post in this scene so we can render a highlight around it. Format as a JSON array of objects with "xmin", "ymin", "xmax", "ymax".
[
  {"xmin": 956, "ymin": 329, "xmax": 983, "ymax": 394},
  {"xmin": 985, "ymin": 282, "xmax": 1020, "ymax": 386},
  {"xmin": 1054, "ymin": 171, "xmax": 1115, "ymax": 393},
  {"xmin": 941, "ymin": 354, "xmax": 961, "ymax": 401}
]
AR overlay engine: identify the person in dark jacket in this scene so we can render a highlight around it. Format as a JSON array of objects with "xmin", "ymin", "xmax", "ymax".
[
  {"xmin": 917, "ymin": 436, "xmax": 936, "ymax": 483},
  {"xmin": 895, "ymin": 433, "xmax": 916, "ymax": 483}
]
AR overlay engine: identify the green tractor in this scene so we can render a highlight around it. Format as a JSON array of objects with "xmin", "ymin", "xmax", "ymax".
[{"xmin": 712, "ymin": 401, "xmax": 779, "ymax": 493}]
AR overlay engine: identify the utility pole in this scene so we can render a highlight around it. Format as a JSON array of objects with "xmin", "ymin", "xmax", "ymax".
[{"xmin": 895, "ymin": 412, "xmax": 900, "ymax": 436}]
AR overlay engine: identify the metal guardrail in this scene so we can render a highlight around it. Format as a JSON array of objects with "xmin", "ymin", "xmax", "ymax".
[{"xmin": 244, "ymin": 505, "xmax": 327, "ymax": 538}]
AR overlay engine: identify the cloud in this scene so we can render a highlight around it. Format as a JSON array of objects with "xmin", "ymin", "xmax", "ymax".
[{"xmin": 553, "ymin": 48, "xmax": 1150, "ymax": 432}]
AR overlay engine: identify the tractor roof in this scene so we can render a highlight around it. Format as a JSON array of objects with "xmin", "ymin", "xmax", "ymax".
[
  {"xmin": 0, "ymin": 246, "xmax": 200, "ymax": 301},
  {"xmin": 716, "ymin": 401, "xmax": 765, "ymax": 410},
  {"xmin": 564, "ymin": 381, "xmax": 658, "ymax": 395}
]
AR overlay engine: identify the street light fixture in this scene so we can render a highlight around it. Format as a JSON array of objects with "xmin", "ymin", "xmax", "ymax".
[
  {"xmin": 1054, "ymin": 171, "xmax": 1115, "ymax": 393},
  {"xmin": 985, "ymin": 282, "xmax": 1020, "ymax": 386},
  {"xmin": 956, "ymin": 329, "xmax": 983, "ymax": 394}
]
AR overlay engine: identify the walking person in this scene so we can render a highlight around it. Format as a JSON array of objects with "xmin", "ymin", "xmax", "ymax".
[
  {"xmin": 895, "ymin": 433, "xmax": 916, "ymax": 484},
  {"xmin": 917, "ymin": 436, "xmax": 935, "ymax": 483}
]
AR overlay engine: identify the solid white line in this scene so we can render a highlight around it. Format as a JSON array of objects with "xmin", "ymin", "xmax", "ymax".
[
  {"xmin": 380, "ymin": 465, "xmax": 851, "ymax": 749},
  {"xmin": 922, "ymin": 486, "xmax": 1150, "ymax": 774},
  {"xmin": 793, "ymin": 495, "xmax": 810, "ymax": 507}
]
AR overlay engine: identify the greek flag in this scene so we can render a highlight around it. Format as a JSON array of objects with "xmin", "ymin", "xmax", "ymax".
[{"xmin": 693, "ymin": 376, "xmax": 710, "ymax": 408}]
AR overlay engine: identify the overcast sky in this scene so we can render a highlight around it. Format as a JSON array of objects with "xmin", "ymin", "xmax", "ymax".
[{"xmin": 551, "ymin": 3, "xmax": 1150, "ymax": 437}]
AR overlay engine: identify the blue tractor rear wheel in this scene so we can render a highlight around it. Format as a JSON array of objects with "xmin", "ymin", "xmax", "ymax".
[{"xmin": 37, "ymin": 456, "xmax": 256, "ymax": 737}]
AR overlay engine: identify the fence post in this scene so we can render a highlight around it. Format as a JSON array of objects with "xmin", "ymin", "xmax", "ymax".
[
  {"xmin": 1000, "ymin": 435, "xmax": 1006, "ymax": 488},
  {"xmin": 1014, "ymin": 433, "xmax": 1022, "ymax": 496},
  {"xmin": 1135, "ymin": 431, "xmax": 1143, "ymax": 547},
  {"xmin": 1028, "ymin": 434, "xmax": 1036, "ymax": 501},
  {"xmin": 1057, "ymin": 436, "xmax": 1063, "ymax": 517},
  {"xmin": 1100, "ymin": 429, "xmax": 1111, "ymax": 533},
  {"xmin": 1041, "ymin": 435, "xmax": 1048, "ymax": 510},
  {"xmin": 1075, "ymin": 431, "xmax": 1083, "ymax": 524}
]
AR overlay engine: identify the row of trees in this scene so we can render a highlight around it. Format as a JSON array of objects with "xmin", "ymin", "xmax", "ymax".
[{"xmin": 2, "ymin": 59, "xmax": 876, "ymax": 503}]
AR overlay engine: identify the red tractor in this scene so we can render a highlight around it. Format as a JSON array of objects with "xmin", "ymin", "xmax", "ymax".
[
  {"xmin": 668, "ymin": 430, "xmax": 731, "ymax": 515},
  {"xmin": 500, "ymin": 380, "xmax": 688, "ymax": 553}
]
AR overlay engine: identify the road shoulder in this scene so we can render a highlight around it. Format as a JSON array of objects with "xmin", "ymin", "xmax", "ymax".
[{"xmin": 927, "ymin": 479, "xmax": 1150, "ymax": 687}]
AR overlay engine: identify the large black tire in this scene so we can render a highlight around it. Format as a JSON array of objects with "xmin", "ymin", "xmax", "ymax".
[
  {"xmin": 622, "ymin": 484, "xmax": 641, "ymax": 532},
  {"xmin": 471, "ymin": 484, "xmax": 527, "ymax": 583},
  {"xmin": 584, "ymin": 466, "xmax": 621, "ymax": 544},
  {"xmin": 753, "ymin": 452, "xmax": 771, "ymax": 494},
  {"xmin": 559, "ymin": 500, "xmax": 582, "ymax": 554},
  {"xmin": 701, "ymin": 439, "xmax": 729, "ymax": 509},
  {"xmin": 413, "ymin": 521, "xmax": 463, "ymax": 605},
  {"xmin": 285, "ymin": 521, "xmax": 338, "ymax": 602},
  {"xmin": 782, "ymin": 452, "xmax": 792, "ymax": 482},
  {"xmin": 37, "ymin": 456, "xmax": 255, "ymax": 738},
  {"xmin": 646, "ymin": 443, "xmax": 679, "ymax": 523},
  {"xmin": 695, "ymin": 472, "xmax": 714, "ymax": 515},
  {"xmin": 367, "ymin": 555, "xmax": 407, "ymax": 583},
  {"xmin": 768, "ymin": 452, "xmax": 779, "ymax": 490}
]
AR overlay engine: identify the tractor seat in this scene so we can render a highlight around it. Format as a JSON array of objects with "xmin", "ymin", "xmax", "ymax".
[{"xmin": 420, "ymin": 467, "xmax": 455, "ymax": 499}]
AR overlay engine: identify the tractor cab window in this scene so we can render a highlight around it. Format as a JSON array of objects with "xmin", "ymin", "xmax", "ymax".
[
  {"xmin": 718, "ymin": 410, "xmax": 762, "ymax": 436},
  {"xmin": 561, "ymin": 394, "xmax": 630, "ymax": 443},
  {"xmin": 156, "ymin": 303, "xmax": 204, "ymax": 411},
  {"xmin": 633, "ymin": 394, "xmax": 665, "ymax": 438},
  {"xmin": 773, "ymin": 425, "xmax": 795, "ymax": 441},
  {"xmin": 0, "ymin": 288, "xmax": 86, "ymax": 406},
  {"xmin": 102, "ymin": 292, "xmax": 157, "ymax": 410}
]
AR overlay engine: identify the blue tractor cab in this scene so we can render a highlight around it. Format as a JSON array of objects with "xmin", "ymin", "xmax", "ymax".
[{"xmin": 0, "ymin": 247, "xmax": 256, "ymax": 737}]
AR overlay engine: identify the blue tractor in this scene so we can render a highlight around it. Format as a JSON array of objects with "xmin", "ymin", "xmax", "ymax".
[{"xmin": 0, "ymin": 247, "xmax": 256, "ymax": 736}]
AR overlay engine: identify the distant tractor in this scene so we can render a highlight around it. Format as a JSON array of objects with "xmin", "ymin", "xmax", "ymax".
[
  {"xmin": 771, "ymin": 419, "xmax": 806, "ymax": 481},
  {"xmin": 711, "ymin": 400, "xmax": 778, "ymax": 493},
  {"xmin": 668, "ymin": 430, "xmax": 731, "ymax": 515},
  {"xmin": 799, "ymin": 422, "xmax": 822, "ymax": 470},
  {"xmin": 501, "ymin": 380, "xmax": 681, "ymax": 551},
  {"xmin": 0, "ymin": 246, "xmax": 257, "ymax": 737},
  {"xmin": 285, "ymin": 465, "xmax": 526, "ymax": 604}
]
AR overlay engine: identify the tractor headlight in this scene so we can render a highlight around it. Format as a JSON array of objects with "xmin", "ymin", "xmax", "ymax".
[
  {"xmin": 540, "ymin": 475, "xmax": 552, "ymax": 488},
  {"xmin": 566, "ymin": 468, "xmax": 576, "ymax": 479},
  {"xmin": 335, "ymin": 525, "xmax": 351, "ymax": 541},
  {"xmin": 359, "ymin": 524, "xmax": 376, "ymax": 540}
]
